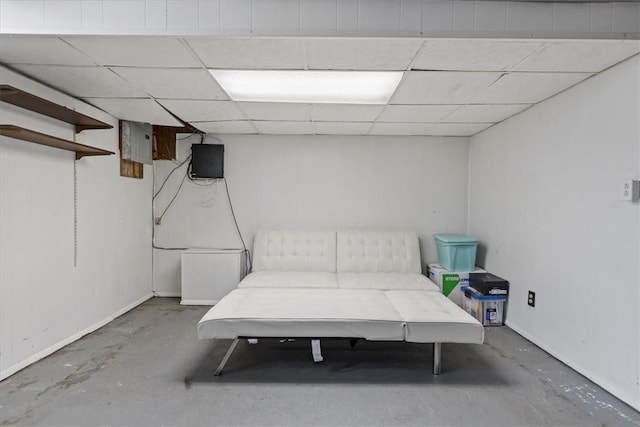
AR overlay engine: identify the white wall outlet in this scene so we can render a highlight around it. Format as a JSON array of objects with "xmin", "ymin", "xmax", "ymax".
[{"xmin": 621, "ymin": 180, "xmax": 640, "ymax": 201}]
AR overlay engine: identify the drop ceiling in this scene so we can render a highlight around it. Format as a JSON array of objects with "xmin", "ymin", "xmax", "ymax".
[{"xmin": 0, "ymin": 35, "xmax": 638, "ymax": 136}]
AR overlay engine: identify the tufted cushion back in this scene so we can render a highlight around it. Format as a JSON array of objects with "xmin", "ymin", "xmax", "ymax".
[
  {"xmin": 252, "ymin": 231, "xmax": 337, "ymax": 272},
  {"xmin": 336, "ymin": 231, "xmax": 421, "ymax": 273}
]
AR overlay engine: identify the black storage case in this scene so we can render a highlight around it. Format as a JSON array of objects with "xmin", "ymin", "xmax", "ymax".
[{"xmin": 468, "ymin": 272, "xmax": 509, "ymax": 296}]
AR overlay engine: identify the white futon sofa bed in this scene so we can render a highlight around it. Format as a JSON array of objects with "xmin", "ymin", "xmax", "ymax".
[{"xmin": 197, "ymin": 231, "xmax": 484, "ymax": 375}]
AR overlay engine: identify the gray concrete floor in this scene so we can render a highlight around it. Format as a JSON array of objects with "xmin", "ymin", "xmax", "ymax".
[{"xmin": 1, "ymin": 297, "xmax": 639, "ymax": 427}]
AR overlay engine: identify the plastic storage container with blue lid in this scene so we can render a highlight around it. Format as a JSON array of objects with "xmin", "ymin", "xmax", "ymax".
[
  {"xmin": 434, "ymin": 234, "xmax": 478, "ymax": 272},
  {"xmin": 463, "ymin": 286, "xmax": 506, "ymax": 326}
]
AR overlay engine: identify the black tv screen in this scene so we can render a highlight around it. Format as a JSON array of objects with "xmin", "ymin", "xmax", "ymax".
[{"xmin": 191, "ymin": 144, "xmax": 224, "ymax": 179}]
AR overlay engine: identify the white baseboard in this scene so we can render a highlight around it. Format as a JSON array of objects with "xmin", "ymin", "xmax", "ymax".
[
  {"xmin": 0, "ymin": 293, "xmax": 154, "ymax": 382},
  {"xmin": 180, "ymin": 299, "xmax": 217, "ymax": 306},
  {"xmin": 154, "ymin": 291, "xmax": 181, "ymax": 297},
  {"xmin": 505, "ymin": 320, "xmax": 639, "ymax": 412}
]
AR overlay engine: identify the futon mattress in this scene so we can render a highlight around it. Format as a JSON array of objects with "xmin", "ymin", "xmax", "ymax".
[
  {"xmin": 197, "ymin": 288, "xmax": 405, "ymax": 341},
  {"xmin": 237, "ymin": 271, "xmax": 339, "ymax": 288},
  {"xmin": 337, "ymin": 272, "xmax": 439, "ymax": 291},
  {"xmin": 385, "ymin": 291, "xmax": 484, "ymax": 344}
]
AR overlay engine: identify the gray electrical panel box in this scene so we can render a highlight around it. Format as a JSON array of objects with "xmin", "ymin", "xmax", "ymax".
[{"xmin": 121, "ymin": 121, "xmax": 153, "ymax": 164}]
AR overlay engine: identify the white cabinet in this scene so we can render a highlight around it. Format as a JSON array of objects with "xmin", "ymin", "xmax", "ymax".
[{"xmin": 181, "ymin": 249, "xmax": 246, "ymax": 305}]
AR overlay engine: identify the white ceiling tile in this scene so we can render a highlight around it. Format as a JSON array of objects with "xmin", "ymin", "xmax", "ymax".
[
  {"xmin": 370, "ymin": 122, "xmax": 492, "ymax": 136},
  {"xmin": 237, "ymin": 102, "xmax": 311, "ymax": 121},
  {"xmin": 514, "ymin": 40, "xmax": 640, "ymax": 72},
  {"xmin": 412, "ymin": 40, "xmax": 543, "ymax": 71},
  {"xmin": 253, "ymin": 121, "xmax": 314, "ymax": 135},
  {"xmin": 157, "ymin": 100, "xmax": 246, "ymax": 122},
  {"xmin": 475, "ymin": 72, "xmax": 592, "ymax": 104},
  {"xmin": 84, "ymin": 98, "xmax": 182, "ymax": 126},
  {"xmin": 313, "ymin": 122, "xmax": 372, "ymax": 135},
  {"xmin": 0, "ymin": 36, "xmax": 96, "ymax": 65},
  {"xmin": 110, "ymin": 67, "xmax": 228, "ymax": 100},
  {"xmin": 4, "ymin": 35, "xmax": 637, "ymax": 139},
  {"xmin": 191, "ymin": 121, "xmax": 257, "ymax": 134},
  {"xmin": 369, "ymin": 122, "xmax": 434, "ymax": 136},
  {"xmin": 391, "ymin": 71, "xmax": 501, "ymax": 104},
  {"xmin": 378, "ymin": 105, "xmax": 459, "ymax": 122},
  {"xmin": 10, "ymin": 64, "xmax": 148, "ymax": 98},
  {"xmin": 444, "ymin": 104, "xmax": 530, "ymax": 123},
  {"xmin": 63, "ymin": 37, "xmax": 200, "ymax": 67},
  {"xmin": 186, "ymin": 38, "xmax": 306, "ymax": 69},
  {"xmin": 426, "ymin": 123, "xmax": 493, "ymax": 136},
  {"xmin": 310, "ymin": 104, "xmax": 383, "ymax": 122},
  {"xmin": 306, "ymin": 39, "xmax": 423, "ymax": 70}
]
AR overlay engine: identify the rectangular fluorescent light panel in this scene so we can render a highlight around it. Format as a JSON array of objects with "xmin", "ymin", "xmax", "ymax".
[{"xmin": 209, "ymin": 70, "xmax": 403, "ymax": 104}]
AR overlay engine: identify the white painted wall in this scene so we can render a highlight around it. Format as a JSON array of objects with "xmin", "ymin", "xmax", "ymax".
[
  {"xmin": 1, "ymin": 0, "xmax": 637, "ymax": 39},
  {"xmin": 0, "ymin": 67, "xmax": 153, "ymax": 380},
  {"xmin": 469, "ymin": 55, "xmax": 640, "ymax": 410},
  {"xmin": 153, "ymin": 134, "xmax": 469, "ymax": 295}
]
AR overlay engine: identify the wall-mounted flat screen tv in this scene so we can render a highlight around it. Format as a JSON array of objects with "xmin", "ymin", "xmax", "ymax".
[{"xmin": 191, "ymin": 144, "xmax": 224, "ymax": 179}]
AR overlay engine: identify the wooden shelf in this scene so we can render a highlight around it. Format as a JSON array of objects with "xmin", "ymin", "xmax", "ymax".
[
  {"xmin": 0, "ymin": 125, "xmax": 115, "ymax": 160},
  {"xmin": 0, "ymin": 85, "xmax": 113, "ymax": 133}
]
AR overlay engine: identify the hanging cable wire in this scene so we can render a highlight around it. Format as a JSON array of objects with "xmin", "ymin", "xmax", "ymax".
[
  {"xmin": 176, "ymin": 129, "xmax": 202, "ymax": 140},
  {"xmin": 152, "ymin": 132, "xmax": 204, "ymax": 251},
  {"xmin": 153, "ymin": 154, "xmax": 191, "ymax": 200},
  {"xmin": 187, "ymin": 161, "xmax": 215, "ymax": 187},
  {"xmin": 152, "ymin": 170, "xmax": 190, "ymax": 250},
  {"xmin": 157, "ymin": 169, "xmax": 188, "ymax": 222},
  {"xmin": 223, "ymin": 176, "xmax": 252, "ymax": 274},
  {"xmin": 154, "ymin": 133, "xmax": 203, "ymax": 199}
]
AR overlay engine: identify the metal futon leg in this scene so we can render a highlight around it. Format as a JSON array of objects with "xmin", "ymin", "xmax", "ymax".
[
  {"xmin": 311, "ymin": 339, "xmax": 323, "ymax": 362},
  {"xmin": 215, "ymin": 338, "xmax": 240, "ymax": 376},
  {"xmin": 433, "ymin": 343, "xmax": 441, "ymax": 375}
]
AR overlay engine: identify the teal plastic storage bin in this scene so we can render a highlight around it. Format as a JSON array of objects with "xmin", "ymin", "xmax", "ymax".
[{"xmin": 434, "ymin": 234, "xmax": 478, "ymax": 272}]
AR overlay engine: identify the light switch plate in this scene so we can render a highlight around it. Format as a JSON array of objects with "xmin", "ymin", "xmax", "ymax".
[{"xmin": 622, "ymin": 180, "xmax": 640, "ymax": 201}]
